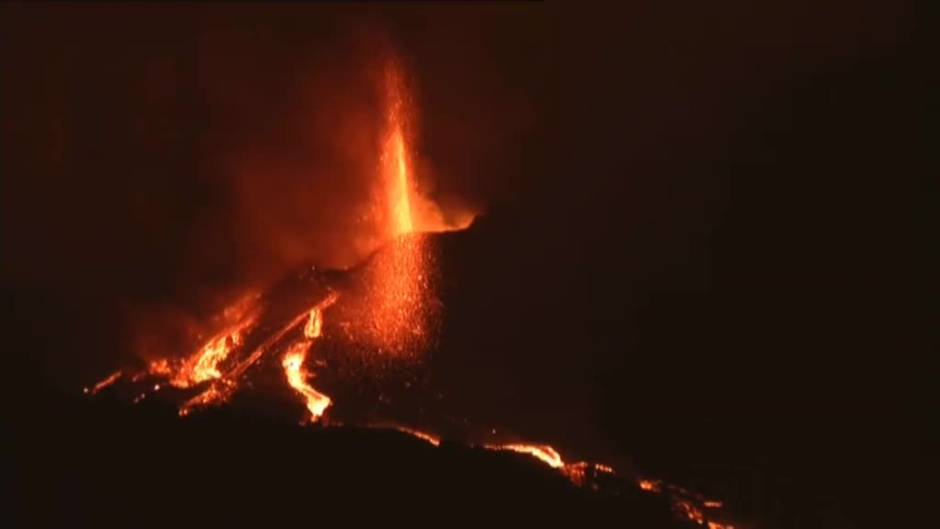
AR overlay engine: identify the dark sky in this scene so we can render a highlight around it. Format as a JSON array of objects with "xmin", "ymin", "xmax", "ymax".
[{"xmin": 2, "ymin": 3, "xmax": 929, "ymax": 527}]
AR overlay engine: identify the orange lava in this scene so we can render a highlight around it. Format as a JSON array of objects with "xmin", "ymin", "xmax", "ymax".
[
  {"xmin": 392, "ymin": 425, "xmax": 441, "ymax": 447},
  {"xmin": 281, "ymin": 294, "xmax": 339, "ymax": 422},
  {"xmin": 174, "ymin": 319, "xmax": 253, "ymax": 387},
  {"xmin": 708, "ymin": 523, "xmax": 736, "ymax": 529},
  {"xmin": 482, "ymin": 442, "xmax": 620, "ymax": 489},
  {"xmin": 179, "ymin": 384, "xmax": 231, "ymax": 417},
  {"xmin": 84, "ymin": 370, "xmax": 123, "ymax": 395},
  {"xmin": 485, "ymin": 443, "xmax": 566, "ymax": 469},
  {"xmin": 282, "ymin": 342, "xmax": 332, "ymax": 421},
  {"xmin": 675, "ymin": 499, "xmax": 706, "ymax": 525},
  {"xmin": 637, "ymin": 477, "xmax": 736, "ymax": 528},
  {"xmin": 149, "ymin": 295, "xmax": 260, "ymax": 391}
]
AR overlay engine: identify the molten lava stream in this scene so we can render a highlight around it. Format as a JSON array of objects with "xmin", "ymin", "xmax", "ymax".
[
  {"xmin": 281, "ymin": 293, "xmax": 338, "ymax": 423},
  {"xmin": 282, "ymin": 342, "xmax": 331, "ymax": 421},
  {"xmin": 390, "ymin": 425, "xmax": 441, "ymax": 447},
  {"xmin": 84, "ymin": 370, "xmax": 123, "ymax": 395},
  {"xmin": 485, "ymin": 443, "xmax": 566, "ymax": 469}
]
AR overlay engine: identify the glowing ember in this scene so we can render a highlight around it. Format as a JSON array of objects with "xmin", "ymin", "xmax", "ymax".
[{"xmin": 84, "ymin": 370, "xmax": 122, "ymax": 395}]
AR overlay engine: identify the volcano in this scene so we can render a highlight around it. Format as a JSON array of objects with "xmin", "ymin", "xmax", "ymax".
[{"xmin": 66, "ymin": 51, "xmax": 742, "ymax": 528}]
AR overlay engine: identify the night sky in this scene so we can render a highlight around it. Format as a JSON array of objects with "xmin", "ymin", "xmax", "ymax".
[{"xmin": 3, "ymin": 3, "xmax": 930, "ymax": 528}]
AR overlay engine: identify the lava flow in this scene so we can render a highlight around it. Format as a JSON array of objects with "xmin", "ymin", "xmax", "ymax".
[
  {"xmin": 83, "ymin": 370, "xmax": 122, "ymax": 396},
  {"xmin": 636, "ymin": 477, "xmax": 737, "ymax": 529},
  {"xmin": 281, "ymin": 292, "xmax": 339, "ymax": 422},
  {"xmin": 485, "ymin": 443, "xmax": 565, "ymax": 469}
]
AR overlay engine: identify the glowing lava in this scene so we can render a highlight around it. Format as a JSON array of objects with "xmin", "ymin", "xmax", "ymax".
[
  {"xmin": 486, "ymin": 443, "xmax": 566, "ymax": 469},
  {"xmin": 386, "ymin": 127, "xmax": 414, "ymax": 236},
  {"xmin": 391, "ymin": 425, "xmax": 441, "ymax": 447},
  {"xmin": 176, "ymin": 320, "xmax": 252, "ymax": 387},
  {"xmin": 282, "ymin": 342, "xmax": 331, "ymax": 421},
  {"xmin": 482, "ymin": 442, "xmax": 619, "ymax": 487},
  {"xmin": 281, "ymin": 293, "xmax": 339, "ymax": 422},
  {"xmin": 149, "ymin": 294, "xmax": 260, "ymax": 391},
  {"xmin": 637, "ymin": 476, "xmax": 736, "ymax": 529},
  {"xmin": 83, "ymin": 370, "xmax": 122, "ymax": 395}
]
